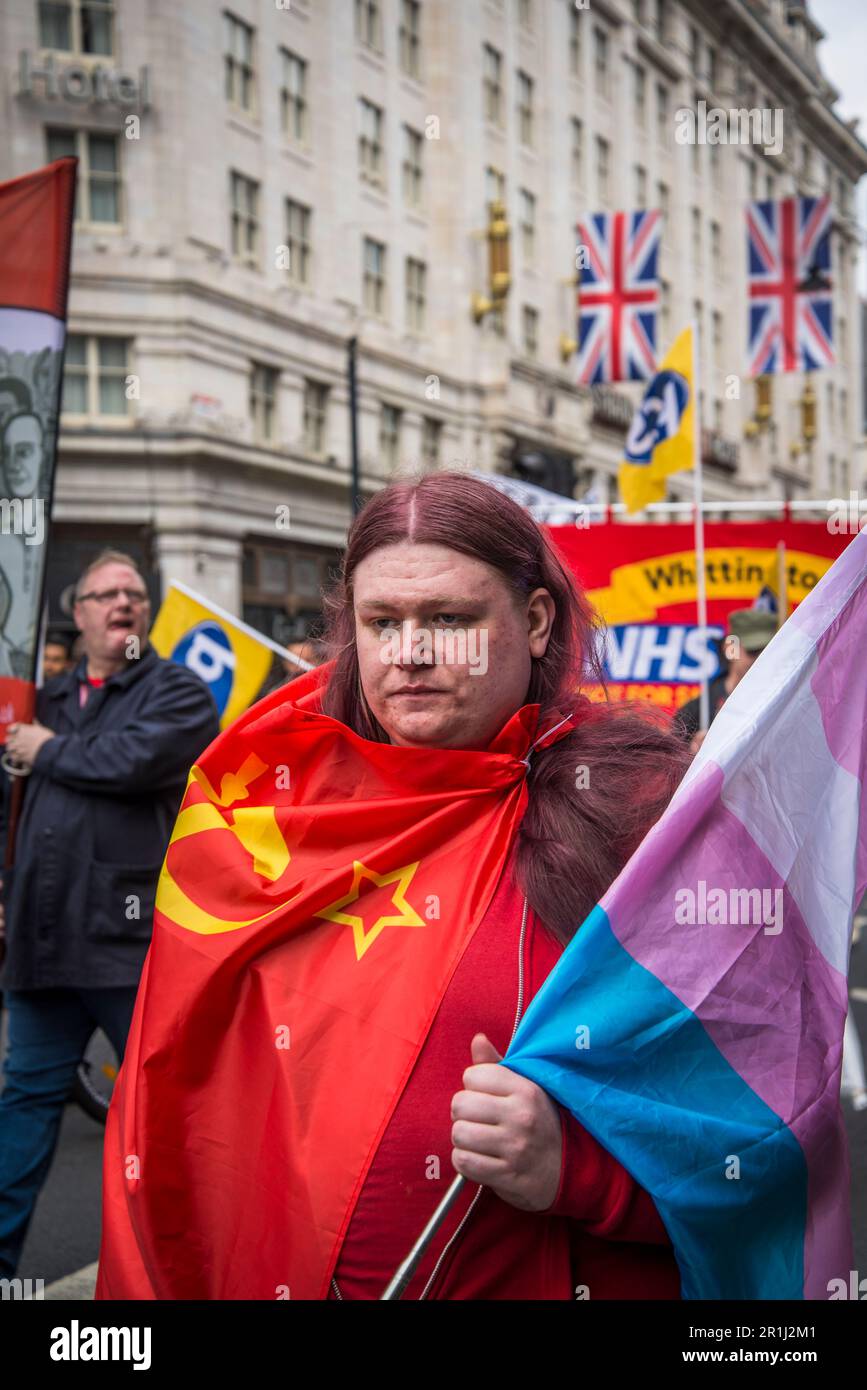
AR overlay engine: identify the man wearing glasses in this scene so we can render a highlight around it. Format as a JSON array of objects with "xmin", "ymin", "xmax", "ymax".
[{"xmin": 0, "ymin": 549, "xmax": 220, "ymax": 1279}]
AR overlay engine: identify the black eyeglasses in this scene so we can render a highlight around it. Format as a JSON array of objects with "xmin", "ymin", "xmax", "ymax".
[{"xmin": 76, "ymin": 587, "xmax": 150, "ymax": 606}]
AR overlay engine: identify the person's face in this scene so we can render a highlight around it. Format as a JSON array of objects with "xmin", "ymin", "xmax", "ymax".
[
  {"xmin": 727, "ymin": 647, "xmax": 759, "ymax": 690},
  {"xmin": 72, "ymin": 563, "xmax": 151, "ymax": 665},
  {"xmin": 42, "ymin": 643, "xmax": 70, "ymax": 679},
  {"xmin": 2, "ymin": 416, "xmax": 42, "ymax": 495},
  {"xmin": 353, "ymin": 542, "xmax": 555, "ymax": 750}
]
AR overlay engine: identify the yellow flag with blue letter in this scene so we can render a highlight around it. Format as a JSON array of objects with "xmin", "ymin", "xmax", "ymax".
[
  {"xmin": 619, "ymin": 326, "xmax": 695, "ymax": 514},
  {"xmin": 149, "ymin": 582, "xmax": 276, "ymax": 729}
]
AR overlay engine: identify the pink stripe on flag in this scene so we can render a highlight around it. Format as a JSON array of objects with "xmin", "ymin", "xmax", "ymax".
[{"xmin": 603, "ymin": 761, "xmax": 851, "ymax": 1297}]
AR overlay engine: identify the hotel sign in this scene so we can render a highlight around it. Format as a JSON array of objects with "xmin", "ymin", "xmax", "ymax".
[{"xmin": 17, "ymin": 52, "xmax": 151, "ymax": 109}]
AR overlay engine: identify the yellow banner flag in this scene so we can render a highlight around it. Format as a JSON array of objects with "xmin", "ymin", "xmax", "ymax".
[
  {"xmin": 619, "ymin": 325, "xmax": 695, "ymax": 514},
  {"xmin": 150, "ymin": 582, "xmax": 277, "ymax": 728}
]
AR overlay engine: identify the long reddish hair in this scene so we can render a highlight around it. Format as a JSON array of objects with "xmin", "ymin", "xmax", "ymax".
[{"xmin": 319, "ymin": 472, "xmax": 688, "ymax": 943}]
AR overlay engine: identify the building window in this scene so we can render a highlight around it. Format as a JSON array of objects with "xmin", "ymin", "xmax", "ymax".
[
  {"xmin": 230, "ymin": 171, "xmax": 259, "ymax": 267},
  {"xmin": 356, "ymin": 0, "xmax": 382, "ymax": 52},
  {"xmin": 635, "ymin": 164, "xmax": 647, "ymax": 207},
  {"xmin": 712, "ymin": 309, "xmax": 723, "ymax": 361},
  {"xmin": 359, "ymin": 98, "xmax": 384, "ymax": 184},
  {"xmin": 517, "ymin": 70, "xmax": 534, "ymax": 147},
  {"xmin": 655, "ymin": 0, "xmax": 668, "ymax": 42},
  {"xmin": 693, "ymin": 299, "xmax": 703, "ymax": 341},
  {"xmin": 765, "ymin": 172, "xmax": 775, "ymax": 201},
  {"xmin": 405, "ymin": 256, "xmax": 427, "ymax": 331},
  {"xmin": 39, "ymin": 0, "xmax": 114, "ymax": 54},
  {"xmin": 594, "ymin": 27, "xmax": 610, "ymax": 98},
  {"xmin": 284, "ymin": 199, "xmax": 311, "ymax": 285},
  {"xmin": 517, "ymin": 0, "xmax": 533, "ymax": 27},
  {"xmin": 421, "ymin": 417, "xmax": 441, "ymax": 469},
  {"xmin": 522, "ymin": 305, "xmax": 539, "ymax": 359},
  {"xmin": 748, "ymin": 160, "xmax": 758, "ymax": 200},
  {"xmin": 250, "ymin": 363, "xmax": 278, "ymax": 442},
  {"xmin": 399, "ymin": 0, "xmax": 421, "ymax": 78},
  {"xmin": 303, "ymin": 380, "xmax": 329, "ymax": 456},
  {"xmin": 635, "ymin": 65, "xmax": 646, "ymax": 125},
  {"xmin": 363, "ymin": 237, "xmax": 387, "ymax": 315},
  {"xmin": 657, "ymin": 180, "xmax": 670, "ymax": 227},
  {"xmin": 710, "ymin": 142, "xmax": 721, "ymax": 187},
  {"xmin": 47, "ymin": 128, "xmax": 120, "ymax": 224},
  {"xmin": 691, "ymin": 206, "xmax": 701, "ymax": 264},
  {"xmin": 596, "ymin": 136, "xmax": 610, "ymax": 203},
  {"xmin": 707, "ymin": 44, "xmax": 717, "ymax": 90},
  {"xmin": 280, "ymin": 49, "xmax": 307, "ymax": 143},
  {"xmin": 224, "ymin": 11, "xmax": 255, "ymax": 114},
  {"xmin": 660, "ymin": 279, "xmax": 671, "ymax": 341},
  {"xmin": 61, "ymin": 334, "xmax": 130, "ymax": 416},
  {"xmin": 485, "ymin": 165, "xmax": 506, "ymax": 207},
  {"xmin": 710, "ymin": 219, "xmax": 721, "ymax": 269},
  {"xmin": 380, "ymin": 404, "xmax": 402, "ymax": 469},
  {"xmin": 483, "ymin": 44, "xmax": 503, "ymax": 125},
  {"xmin": 840, "ymin": 387, "xmax": 848, "ymax": 433},
  {"xmin": 571, "ymin": 118, "xmax": 583, "ymax": 185},
  {"xmin": 402, "ymin": 125, "xmax": 423, "ymax": 207},
  {"xmin": 713, "ymin": 399, "xmax": 723, "ymax": 433},
  {"xmin": 657, "ymin": 83, "xmax": 669, "ymax": 143},
  {"xmin": 690, "ymin": 25, "xmax": 700, "ymax": 73},
  {"xmin": 633, "ymin": 0, "xmax": 646, "ymax": 23},
  {"xmin": 519, "ymin": 188, "xmax": 536, "ymax": 261},
  {"xmin": 569, "ymin": 8, "xmax": 582, "ymax": 77}
]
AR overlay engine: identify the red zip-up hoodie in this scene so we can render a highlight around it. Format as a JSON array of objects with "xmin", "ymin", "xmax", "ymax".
[{"xmin": 329, "ymin": 857, "xmax": 682, "ymax": 1300}]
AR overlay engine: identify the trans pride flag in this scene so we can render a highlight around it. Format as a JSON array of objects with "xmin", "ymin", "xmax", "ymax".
[{"xmin": 504, "ymin": 527, "xmax": 866, "ymax": 1299}]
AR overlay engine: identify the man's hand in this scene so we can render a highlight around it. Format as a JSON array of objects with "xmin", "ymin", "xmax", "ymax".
[
  {"xmin": 450, "ymin": 1033, "xmax": 562, "ymax": 1212},
  {"xmin": 6, "ymin": 720, "xmax": 55, "ymax": 769}
]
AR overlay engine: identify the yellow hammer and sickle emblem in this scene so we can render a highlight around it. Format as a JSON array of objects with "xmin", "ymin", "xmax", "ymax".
[{"xmin": 156, "ymin": 753, "xmax": 297, "ymax": 935}]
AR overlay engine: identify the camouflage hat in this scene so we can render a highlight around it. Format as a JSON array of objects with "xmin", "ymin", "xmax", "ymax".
[{"xmin": 727, "ymin": 606, "xmax": 777, "ymax": 653}]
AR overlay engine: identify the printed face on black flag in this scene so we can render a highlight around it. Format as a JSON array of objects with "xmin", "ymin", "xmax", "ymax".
[{"xmin": 0, "ymin": 158, "xmax": 76, "ymax": 740}]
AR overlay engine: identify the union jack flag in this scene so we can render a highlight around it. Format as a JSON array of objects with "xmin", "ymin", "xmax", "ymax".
[
  {"xmin": 746, "ymin": 195, "xmax": 834, "ymax": 376},
  {"xmin": 576, "ymin": 209, "xmax": 661, "ymax": 384}
]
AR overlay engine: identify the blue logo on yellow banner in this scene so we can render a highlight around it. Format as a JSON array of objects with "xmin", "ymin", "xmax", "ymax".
[
  {"xmin": 171, "ymin": 621, "xmax": 236, "ymax": 716},
  {"xmin": 624, "ymin": 370, "xmax": 690, "ymax": 465}
]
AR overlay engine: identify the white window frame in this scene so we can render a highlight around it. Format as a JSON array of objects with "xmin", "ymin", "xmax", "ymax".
[
  {"xmin": 303, "ymin": 379, "xmax": 329, "ymax": 456},
  {"xmin": 285, "ymin": 198, "xmax": 312, "ymax": 286},
  {"xmin": 250, "ymin": 362, "xmax": 278, "ymax": 443},
  {"xmin": 37, "ymin": 0, "xmax": 115, "ymax": 58},
  {"xmin": 405, "ymin": 256, "xmax": 427, "ymax": 332},
  {"xmin": 280, "ymin": 48, "xmax": 308, "ymax": 144},
  {"xmin": 61, "ymin": 333, "xmax": 131, "ymax": 419},
  {"xmin": 47, "ymin": 127, "xmax": 122, "ymax": 227},
  {"xmin": 359, "ymin": 98, "xmax": 385, "ymax": 185},
  {"xmin": 230, "ymin": 170, "xmax": 260, "ymax": 268},
  {"xmin": 363, "ymin": 237, "xmax": 387, "ymax": 316},
  {"xmin": 224, "ymin": 11, "xmax": 256, "ymax": 116}
]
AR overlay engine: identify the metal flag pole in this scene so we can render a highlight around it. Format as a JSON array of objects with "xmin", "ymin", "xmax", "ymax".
[
  {"xmin": 380, "ymin": 1175, "xmax": 466, "ymax": 1300},
  {"xmin": 691, "ymin": 320, "xmax": 710, "ymax": 732}
]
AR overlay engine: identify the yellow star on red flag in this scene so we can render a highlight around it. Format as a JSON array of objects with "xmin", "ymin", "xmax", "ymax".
[{"xmin": 315, "ymin": 860, "xmax": 426, "ymax": 960}]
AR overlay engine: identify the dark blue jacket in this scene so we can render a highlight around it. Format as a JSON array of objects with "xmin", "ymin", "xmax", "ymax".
[{"xmin": 0, "ymin": 643, "xmax": 220, "ymax": 990}]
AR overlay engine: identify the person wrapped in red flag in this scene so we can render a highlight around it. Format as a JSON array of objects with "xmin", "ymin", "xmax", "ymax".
[{"xmin": 96, "ymin": 471, "xmax": 688, "ymax": 1301}]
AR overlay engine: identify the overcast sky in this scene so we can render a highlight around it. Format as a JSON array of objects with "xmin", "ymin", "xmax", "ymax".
[{"xmin": 809, "ymin": 0, "xmax": 867, "ymax": 293}]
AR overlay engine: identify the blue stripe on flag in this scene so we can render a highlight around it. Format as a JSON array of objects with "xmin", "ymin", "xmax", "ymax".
[{"xmin": 502, "ymin": 905, "xmax": 808, "ymax": 1299}]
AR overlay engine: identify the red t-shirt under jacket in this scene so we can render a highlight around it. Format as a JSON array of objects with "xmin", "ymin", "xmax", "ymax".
[{"xmin": 329, "ymin": 857, "xmax": 682, "ymax": 1300}]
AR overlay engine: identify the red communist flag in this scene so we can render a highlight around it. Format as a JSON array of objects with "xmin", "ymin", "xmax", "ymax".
[{"xmin": 95, "ymin": 664, "xmax": 575, "ymax": 1300}]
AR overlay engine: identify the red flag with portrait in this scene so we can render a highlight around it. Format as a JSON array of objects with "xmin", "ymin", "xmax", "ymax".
[
  {"xmin": 95, "ymin": 663, "xmax": 576, "ymax": 1299},
  {"xmin": 0, "ymin": 158, "xmax": 76, "ymax": 741}
]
